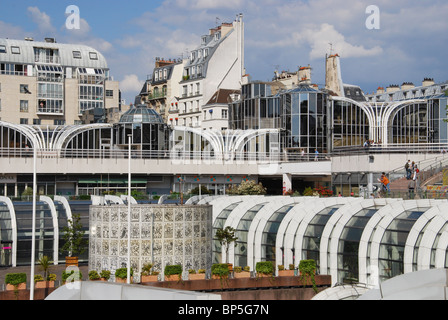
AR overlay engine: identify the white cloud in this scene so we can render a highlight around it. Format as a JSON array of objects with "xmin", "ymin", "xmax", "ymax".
[
  {"xmin": 27, "ymin": 6, "xmax": 56, "ymax": 34},
  {"xmin": 120, "ymin": 74, "xmax": 144, "ymax": 93},
  {"xmin": 296, "ymin": 23, "xmax": 383, "ymax": 60}
]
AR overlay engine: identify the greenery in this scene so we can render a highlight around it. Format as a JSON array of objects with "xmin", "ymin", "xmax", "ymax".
[
  {"xmin": 62, "ymin": 270, "xmax": 82, "ymax": 283},
  {"xmin": 278, "ymin": 264, "xmax": 285, "ymax": 271},
  {"xmin": 5, "ymin": 273, "xmax": 27, "ymax": 286},
  {"xmin": 198, "ymin": 269, "xmax": 206, "ymax": 274},
  {"xmin": 243, "ymin": 266, "xmax": 250, "ymax": 272},
  {"xmin": 141, "ymin": 263, "xmax": 154, "ymax": 276},
  {"xmin": 188, "ymin": 269, "xmax": 196, "ymax": 274},
  {"xmin": 234, "ymin": 266, "xmax": 242, "ymax": 273},
  {"xmin": 47, "ymin": 274, "xmax": 57, "ymax": 281},
  {"xmin": 37, "ymin": 255, "xmax": 52, "ymax": 281},
  {"xmin": 115, "ymin": 268, "xmax": 133, "ymax": 280},
  {"xmin": 190, "ymin": 185, "xmax": 213, "ymax": 195},
  {"xmin": 88, "ymin": 270, "xmax": 101, "ymax": 280},
  {"xmin": 289, "ymin": 264, "xmax": 295, "ymax": 270},
  {"xmin": 303, "ymin": 186, "xmax": 316, "ymax": 196},
  {"xmin": 164, "ymin": 264, "xmax": 182, "ymax": 276},
  {"xmin": 100, "ymin": 270, "xmax": 111, "ymax": 280},
  {"xmin": 60, "ymin": 213, "xmax": 88, "ymax": 257},
  {"xmin": 22, "ymin": 187, "xmax": 33, "ymax": 197},
  {"xmin": 299, "ymin": 259, "xmax": 318, "ymax": 293},
  {"xmin": 215, "ymin": 226, "xmax": 238, "ymax": 263},
  {"xmin": 226, "ymin": 180, "xmax": 267, "ymax": 195},
  {"xmin": 211, "ymin": 263, "xmax": 229, "ymax": 278},
  {"xmin": 255, "ymin": 261, "xmax": 274, "ymax": 275}
]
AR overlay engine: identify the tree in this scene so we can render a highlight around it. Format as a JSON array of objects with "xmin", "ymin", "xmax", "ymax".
[
  {"xmin": 37, "ymin": 255, "xmax": 52, "ymax": 280},
  {"xmin": 215, "ymin": 226, "xmax": 238, "ymax": 264},
  {"xmin": 60, "ymin": 214, "xmax": 88, "ymax": 258},
  {"xmin": 227, "ymin": 180, "xmax": 267, "ymax": 195}
]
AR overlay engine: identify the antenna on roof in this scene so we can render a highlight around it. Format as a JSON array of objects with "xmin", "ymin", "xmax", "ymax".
[
  {"xmin": 216, "ymin": 17, "xmax": 221, "ymax": 26},
  {"xmin": 329, "ymin": 43, "xmax": 333, "ymax": 55}
]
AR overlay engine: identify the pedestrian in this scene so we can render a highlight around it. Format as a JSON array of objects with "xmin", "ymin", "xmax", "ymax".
[
  {"xmin": 378, "ymin": 172, "xmax": 390, "ymax": 194},
  {"xmin": 314, "ymin": 149, "xmax": 319, "ymax": 161},
  {"xmin": 413, "ymin": 165, "xmax": 419, "ymax": 191},
  {"xmin": 405, "ymin": 160, "xmax": 411, "ymax": 179},
  {"xmin": 301, "ymin": 148, "xmax": 305, "ymax": 161}
]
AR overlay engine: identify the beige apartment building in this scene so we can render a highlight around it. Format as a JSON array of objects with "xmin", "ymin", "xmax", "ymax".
[{"xmin": 0, "ymin": 37, "xmax": 120, "ymax": 126}]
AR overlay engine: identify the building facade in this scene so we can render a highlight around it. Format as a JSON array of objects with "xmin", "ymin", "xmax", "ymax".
[{"xmin": 0, "ymin": 37, "xmax": 120, "ymax": 126}]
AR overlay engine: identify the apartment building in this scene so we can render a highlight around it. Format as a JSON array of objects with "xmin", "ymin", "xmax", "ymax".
[
  {"xmin": 166, "ymin": 14, "xmax": 245, "ymax": 130},
  {"xmin": 0, "ymin": 37, "xmax": 120, "ymax": 125}
]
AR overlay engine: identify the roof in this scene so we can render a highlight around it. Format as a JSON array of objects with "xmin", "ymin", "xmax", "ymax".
[
  {"xmin": 119, "ymin": 104, "xmax": 164, "ymax": 124},
  {"xmin": 0, "ymin": 38, "xmax": 108, "ymax": 69},
  {"xmin": 205, "ymin": 89, "xmax": 240, "ymax": 105}
]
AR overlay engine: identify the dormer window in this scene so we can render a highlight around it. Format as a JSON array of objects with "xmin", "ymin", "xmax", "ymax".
[
  {"xmin": 89, "ymin": 52, "xmax": 98, "ymax": 60},
  {"xmin": 201, "ymin": 36, "xmax": 207, "ymax": 45},
  {"xmin": 73, "ymin": 51, "xmax": 82, "ymax": 59},
  {"xmin": 11, "ymin": 46, "xmax": 20, "ymax": 54},
  {"xmin": 214, "ymin": 32, "xmax": 221, "ymax": 41}
]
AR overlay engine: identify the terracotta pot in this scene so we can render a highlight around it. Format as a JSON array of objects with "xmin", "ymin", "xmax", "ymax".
[
  {"xmin": 212, "ymin": 274, "xmax": 229, "ymax": 280},
  {"xmin": 188, "ymin": 273, "xmax": 206, "ymax": 280},
  {"xmin": 6, "ymin": 283, "xmax": 26, "ymax": 291},
  {"xmin": 115, "ymin": 276, "xmax": 133, "ymax": 283},
  {"xmin": 65, "ymin": 256, "xmax": 78, "ymax": 267},
  {"xmin": 141, "ymin": 275, "xmax": 159, "ymax": 282},
  {"xmin": 165, "ymin": 274, "xmax": 181, "ymax": 281},
  {"xmin": 278, "ymin": 270, "xmax": 295, "ymax": 277},
  {"xmin": 234, "ymin": 271, "xmax": 251, "ymax": 279},
  {"xmin": 256, "ymin": 273, "xmax": 273, "ymax": 278},
  {"xmin": 35, "ymin": 280, "xmax": 55, "ymax": 289}
]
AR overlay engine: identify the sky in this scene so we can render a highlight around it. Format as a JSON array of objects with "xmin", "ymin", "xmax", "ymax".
[{"xmin": 1, "ymin": 0, "xmax": 447, "ymax": 104}]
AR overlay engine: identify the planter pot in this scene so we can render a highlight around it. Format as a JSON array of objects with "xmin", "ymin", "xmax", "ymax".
[
  {"xmin": 115, "ymin": 277, "xmax": 133, "ymax": 283},
  {"xmin": 234, "ymin": 272, "xmax": 251, "ymax": 279},
  {"xmin": 65, "ymin": 256, "xmax": 78, "ymax": 267},
  {"xmin": 188, "ymin": 274, "xmax": 206, "ymax": 281},
  {"xmin": 256, "ymin": 273, "xmax": 273, "ymax": 278},
  {"xmin": 6, "ymin": 283, "xmax": 26, "ymax": 291},
  {"xmin": 212, "ymin": 274, "xmax": 229, "ymax": 280},
  {"xmin": 278, "ymin": 270, "xmax": 295, "ymax": 277},
  {"xmin": 100, "ymin": 278, "xmax": 109, "ymax": 282},
  {"xmin": 141, "ymin": 275, "xmax": 159, "ymax": 282},
  {"xmin": 227, "ymin": 263, "xmax": 233, "ymax": 272},
  {"xmin": 35, "ymin": 280, "xmax": 55, "ymax": 289},
  {"xmin": 165, "ymin": 275, "xmax": 181, "ymax": 281}
]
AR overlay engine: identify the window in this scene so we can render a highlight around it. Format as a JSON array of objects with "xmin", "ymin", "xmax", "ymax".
[
  {"xmin": 89, "ymin": 52, "xmax": 98, "ymax": 60},
  {"xmin": 0, "ymin": 45, "xmax": 6, "ymax": 53},
  {"xmin": 222, "ymin": 109, "xmax": 228, "ymax": 119},
  {"xmin": 20, "ymin": 100, "xmax": 28, "ymax": 112},
  {"xmin": 20, "ymin": 84, "xmax": 30, "ymax": 94},
  {"xmin": 54, "ymin": 119, "xmax": 65, "ymax": 125},
  {"xmin": 73, "ymin": 51, "xmax": 82, "ymax": 59},
  {"xmin": 33, "ymin": 119, "xmax": 41, "ymax": 125},
  {"xmin": 20, "ymin": 118, "xmax": 28, "ymax": 124},
  {"xmin": 106, "ymin": 90, "xmax": 114, "ymax": 98},
  {"xmin": 11, "ymin": 46, "xmax": 20, "ymax": 54}
]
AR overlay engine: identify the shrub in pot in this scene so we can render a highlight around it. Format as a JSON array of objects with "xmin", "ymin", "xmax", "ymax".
[
  {"xmin": 100, "ymin": 270, "xmax": 111, "ymax": 281},
  {"xmin": 211, "ymin": 263, "xmax": 229, "ymax": 280},
  {"xmin": 255, "ymin": 261, "xmax": 274, "ymax": 277},
  {"xmin": 5, "ymin": 273, "xmax": 26, "ymax": 291},
  {"xmin": 164, "ymin": 264, "xmax": 183, "ymax": 281},
  {"xmin": 299, "ymin": 259, "xmax": 318, "ymax": 293},
  {"xmin": 115, "ymin": 268, "xmax": 133, "ymax": 283},
  {"xmin": 141, "ymin": 263, "xmax": 159, "ymax": 282},
  {"xmin": 88, "ymin": 270, "xmax": 101, "ymax": 281}
]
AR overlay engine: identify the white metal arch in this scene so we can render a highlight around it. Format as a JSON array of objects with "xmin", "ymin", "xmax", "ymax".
[
  {"xmin": 222, "ymin": 196, "xmax": 273, "ymax": 265},
  {"xmin": 246, "ymin": 197, "xmax": 301, "ymax": 270},
  {"xmin": 322, "ymin": 198, "xmax": 397, "ymax": 286},
  {"xmin": 364, "ymin": 199, "xmax": 443, "ymax": 285},
  {"xmin": 274, "ymin": 197, "xmax": 318, "ymax": 269},
  {"xmin": 293, "ymin": 197, "xmax": 352, "ymax": 270},
  {"xmin": 0, "ymin": 196, "xmax": 17, "ymax": 267},
  {"xmin": 411, "ymin": 202, "xmax": 448, "ymax": 271},
  {"xmin": 0, "ymin": 121, "xmax": 45, "ymax": 149},
  {"xmin": 53, "ymin": 123, "xmax": 113, "ymax": 151},
  {"xmin": 40, "ymin": 196, "xmax": 59, "ymax": 265}
]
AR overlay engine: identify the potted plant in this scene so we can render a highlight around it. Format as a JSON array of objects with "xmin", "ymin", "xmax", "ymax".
[
  {"xmin": 299, "ymin": 259, "xmax": 318, "ymax": 293},
  {"xmin": 211, "ymin": 263, "xmax": 229, "ymax": 280},
  {"xmin": 34, "ymin": 274, "xmax": 56, "ymax": 289},
  {"xmin": 188, "ymin": 269, "xmax": 206, "ymax": 280},
  {"xmin": 278, "ymin": 264, "xmax": 295, "ymax": 277},
  {"xmin": 62, "ymin": 270, "xmax": 82, "ymax": 285},
  {"xmin": 100, "ymin": 270, "xmax": 111, "ymax": 282},
  {"xmin": 60, "ymin": 214, "xmax": 88, "ymax": 267},
  {"xmin": 164, "ymin": 264, "xmax": 182, "ymax": 281},
  {"xmin": 36, "ymin": 255, "xmax": 55, "ymax": 287},
  {"xmin": 5, "ymin": 273, "xmax": 26, "ymax": 291},
  {"xmin": 141, "ymin": 263, "xmax": 159, "ymax": 282},
  {"xmin": 233, "ymin": 266, "xmax": 251, "ymax": 279},
  {"xmin": 88, "ymin": 270, "xmax": 101, "ymax": 281},
  {"xmin": 115, "ymin": 268, "xmax": 133, "ymax": 283},
  {"xmin": 255, "ymin": 261, "xmax": 274, "ymax": 278},
  {"xmin": 215, "ymin": 226, "xmax": 238, "ymax": 271}
]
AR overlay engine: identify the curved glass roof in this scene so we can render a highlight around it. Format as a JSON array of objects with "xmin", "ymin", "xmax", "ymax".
[{"xmin": 119, "ymin": 105, "xmax": 165, "ymax": 124}]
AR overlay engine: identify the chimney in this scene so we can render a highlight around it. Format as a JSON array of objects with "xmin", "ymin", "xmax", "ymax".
[
  {"xmin": 386, "ymin": 85, "xmax": 400, "ymax": 93},
  {"xmin": 376, "ymin": 86, "xmax": 385, "ymax": 94},
  {"xmin": 422, "ymin": 78, "xmax": 435, "ymax": 87},
  {"xmin": 401, "ymin": 82, "xmax": 415, "ymax": 91}
]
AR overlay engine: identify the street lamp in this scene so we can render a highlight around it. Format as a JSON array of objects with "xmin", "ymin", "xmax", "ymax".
[
  {"xmin": 30, "ymin": 138, "xmax": 37, "ymax": 300},
  {"xmin": 127, "ymin": 134, "xmax": 131, "ymax": 284}
]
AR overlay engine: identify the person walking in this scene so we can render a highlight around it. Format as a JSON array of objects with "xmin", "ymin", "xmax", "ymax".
[
  {"xmin": 378, "ymin": 172, "xmax": 390, "ymax": 194},
  {"xmin": 314, "ymin": 149, "xmax": 319, "ymax": 161},
  {"xmin": 408, "ymin": 178, "xmax": 415, "ymax": 199},
  {"xmin": 405, "ymin": 160, "xmax": 411, "ymax": 179}
]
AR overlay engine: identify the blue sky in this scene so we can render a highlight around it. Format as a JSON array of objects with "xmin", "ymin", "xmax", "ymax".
[{"xmin": 1, "ymin": 0, "xmax": 448, "ymax": 104}]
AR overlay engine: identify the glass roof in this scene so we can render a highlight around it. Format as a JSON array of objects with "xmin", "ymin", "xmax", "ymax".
[{"xmin": 119, "ymin": 105, "xmax": 164, "ymax": 124}]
